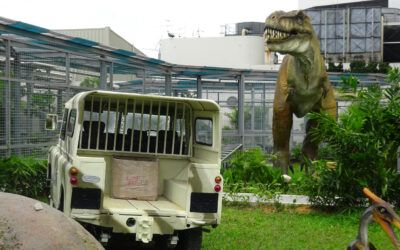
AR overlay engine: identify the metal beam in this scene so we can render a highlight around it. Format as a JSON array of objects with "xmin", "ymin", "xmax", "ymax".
[
  {"xmin": 100, "ymin": 56, "xmax": 107, "ymax": 89},
  {"xmin": 165, "ymin": 73, "xmax": 172, "ymax": 96},
  {"xmin": 238, "ymin": 74, "xmax": 245, "ymax": 146},
  {"xmin": 196, "ymin": 76, "xmax": 202, "ymax": 99}
]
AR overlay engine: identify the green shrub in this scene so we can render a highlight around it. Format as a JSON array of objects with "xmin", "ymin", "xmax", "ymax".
[
  {"xmin": 378, "ymin": 62, "xmax": 391, "ymax": 74},
  {"xmin": 350, "ymin": 61, "xmax": 367, "ymax": 73},
  {"xmin": 223, "ymin": 148, "xmax": 281, "ymax": 184},
  {"xmin": 327, "ymin": 62, "xmax": 343, "ymax": 72},
  {"xmin": 222, "ymin": 148, "xmax": 309, "ymax": 196},
  {"xmin": 0, "ymin": 156, "xmax": 47, "ymax": 198},
  {"xmin": 306, "ymin": 76, "xmax": 400, "ymax": 208}
]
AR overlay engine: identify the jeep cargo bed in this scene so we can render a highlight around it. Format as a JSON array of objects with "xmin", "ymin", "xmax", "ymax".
[{"xmin": 103, "ymin": 196, "xmax": 187, "ymax": 216}]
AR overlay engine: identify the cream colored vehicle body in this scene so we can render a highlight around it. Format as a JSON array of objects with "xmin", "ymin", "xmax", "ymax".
[{"xmin": 48, "ymin": 90, "xmax": 222, "ymax": 245}]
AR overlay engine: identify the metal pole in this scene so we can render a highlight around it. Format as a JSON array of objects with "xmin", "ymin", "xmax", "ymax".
[
  {"xmin": 324, "ymin": 10, "xmax": 327, "ymax": 60},
  {"xmin": 347, "ymin": 8, "xmax": 351, "ymax": 61},
  {"xmin": 109, "ymin": 62, "xmax": 114, "ymax": 90},
  {"xmin": 165, "ymin": 73, "xmax": 172, "ymax": 96},
  {"xmin": 142, "ymin": 69, "xmax": 146, "ymax": 94},
  {"xmin": 238, "ymin": 74, "xmax": 245, "ymax": 146},
  {"xmin": 262, "ymin": 81, "xmax": 266, "ymax": 150},
  {"xmin": 196, "ymin": 76, "xmax": 202, "ymax": 99},
  {"xmin": 66, "ymin": 53, "xmax": 71, "ymax": 98},
  {"xmin": 100, "ymin": 56, "xmax": 107, "ymax": 90},
  {"xmin": 381, "ymin": 15, "xmax": 384, "ymax": 61},
  {"xmin": 371, "ymin": 8, "xmax": 374, "ymax": 60},
  {"xmin": 251, "ymin": 85, "xmax": 255, "ymax": 131},
  {"xmin": 5, "ymin": 39, "xmax": 11, "ymax": 157},
  {"xmin": 343, "ymin": 9, "xmax": 346, "ymax": 63}
]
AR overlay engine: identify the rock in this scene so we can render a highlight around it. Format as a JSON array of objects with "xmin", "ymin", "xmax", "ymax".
[{"xmin": 0, "ymin": 192, "xmax": 104, "ymax": 250}]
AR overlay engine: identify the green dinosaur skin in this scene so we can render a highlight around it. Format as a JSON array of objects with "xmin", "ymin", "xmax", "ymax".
[{"xmin": 264, "ymin": 10, "xmax": 337, "ymax": 174}]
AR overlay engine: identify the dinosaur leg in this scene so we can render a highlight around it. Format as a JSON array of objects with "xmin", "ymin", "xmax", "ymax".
[
  {"xmin": 273, "ymin": 101, "xmax": 293, "ymax": 174},
  {"xmin": 321, "ymin": 84, "xmax": 337, "ymax": 119},
  {"xmin": 302, "ymin": 86, "xmax": 337, "ymax": 172},
  {"xmin": 302, "ymin": 118, "xmax": 318, "ymax": 159}
]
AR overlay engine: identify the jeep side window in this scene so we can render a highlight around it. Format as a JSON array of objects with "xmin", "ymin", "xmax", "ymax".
[
  {"xmin": 66, "ymin": 109, "xmax": 77, "ymax": 137},
  {"xmin": 195, "ymin": 118, "xmax": 213, "ymax": 146},
  {"xmin": 60, "ymin": 109, "xmax": 69, "ymax": 140}
]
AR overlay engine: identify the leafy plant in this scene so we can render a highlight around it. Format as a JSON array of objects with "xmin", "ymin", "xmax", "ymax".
[
  {"xmin": 339, "ymin": 75, "xmax": 359, "ymax": 95},
  {"xmin": 305, "ymin": 79, "xmax": 400, "ymax": 208},
  {"xmin": 222, "ymin": 148, "xmax": 310, "ymax": 197},
  {"xmin": 80, "ymin": 76, "xmax": 100, "ymax": 88},
  {"xmin": 0, "ymin": 156, "xmax": 47, "ymax": 198},
  {"xmin": 350, "ymin": 61, "xmax": 367, "ymax": 73},
  {"xmin": 387, "ymin": 67, "xmax": 400, "ymax": 84},
  {"xmin": 378, "ymin": 62, "xmax": 391, "ymax": 74},
  {"xmin": 327, "ymin": 62, "xmax": 343, "ymax": 72}
]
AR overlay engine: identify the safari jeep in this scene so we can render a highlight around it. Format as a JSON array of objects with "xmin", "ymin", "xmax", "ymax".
[{"xmin": 47, "ymin": 90, "xmax": 222, "ymax": 249}]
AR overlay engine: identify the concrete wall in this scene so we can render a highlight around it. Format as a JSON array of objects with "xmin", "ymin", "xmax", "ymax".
[
  {"xmin": 389, "ymin": 0, "xmax": 400, "ymax": 9},
  {"xmin": 159, "ymin": 36, "xmax": 265, "ymax": 69},
  {"xmin": 54, "ymin": 27, "xmax": 143, "ymax": 55}
]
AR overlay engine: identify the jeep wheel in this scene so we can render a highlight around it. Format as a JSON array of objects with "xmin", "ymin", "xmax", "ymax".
[{"xmin": 175, "ymin": 228, "xmax": 202, "ymax": 250}]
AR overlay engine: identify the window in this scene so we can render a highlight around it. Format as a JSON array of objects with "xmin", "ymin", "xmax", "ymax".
[
  {"xmin": 79, "ymin": 96, "xmax": 191, "ymax": 155},
  {"xmin": 67, "ymin": 109, "xmax": 77, "ymax": 137},
  {"xmin": 60, "ymin": 109, "xmax": 69, "ymax": 140},
  {"xmin": 195, "ymin": 118, "xmax": 213, "ymax": 146}
]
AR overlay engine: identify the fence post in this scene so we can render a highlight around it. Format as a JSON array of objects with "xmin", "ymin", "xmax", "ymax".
[
  {"xmin": 197, "ymin": 76, "xmax": 202, "ymax": 99},
  {"xmin": 165, "ymin": 72, "xmax": 172, "ymax": 96},
  {"xmin": 5, "ymin": 39, "xmax": 11, "ymax": 157},
  {"xmin": 66, "ymin": 53, "xmax": 71, "ymax": 98},
  {"xmin": 100, "ymin": 56, "xmax": 107, "ymax": 90},
  {"xmin": 142, "ymin": 69, "xmax": 146, "ymax": 94},
  {"xmin": 238, "ymin": 74, "xmax": 245, "ymax": 147}
]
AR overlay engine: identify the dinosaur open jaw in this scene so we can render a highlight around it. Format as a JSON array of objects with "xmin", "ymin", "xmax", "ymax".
[{"xmin": 264, "ymin": 26, "xmax": 304, "ymax": 43}]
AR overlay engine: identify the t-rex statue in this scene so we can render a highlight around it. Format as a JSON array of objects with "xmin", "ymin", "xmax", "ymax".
[{"xmin": 263, "ymin": 10, "xmax": 337, "ymax": 174}]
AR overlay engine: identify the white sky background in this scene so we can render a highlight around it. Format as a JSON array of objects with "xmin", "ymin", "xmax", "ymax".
[{"xmin": 1, "ymin": 0, "xmax": 298, "ymax": 58}]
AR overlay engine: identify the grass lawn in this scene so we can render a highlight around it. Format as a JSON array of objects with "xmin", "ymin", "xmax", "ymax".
[{"xmin": 202, "ymin": 205, "xmax": 398, "ymax": 250}]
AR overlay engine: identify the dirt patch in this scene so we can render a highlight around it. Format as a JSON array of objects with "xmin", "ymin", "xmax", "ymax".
[{"xmin": 259, "ymin": 204, "xmax": 315, "ymax": 214}]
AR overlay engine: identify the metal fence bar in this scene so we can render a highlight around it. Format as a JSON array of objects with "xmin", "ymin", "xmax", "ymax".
[
  {"xmin": 172, "ymin": 102, "xmax": 178, "ymax": 154},
  {"xmin": 88, "ymin": 96, "xmax": 94, "ymax": 148},
  {"xmin": 130, "ymin": 100, "xmax": 136, "ymax": 152},
  {"xmin": 155, "ymin": 101, "xmax": 161, "ymax": 154},
  {"xmin": 179, "ymin": 103, "xmax": 186, "ymax": 155},
  {"xmin": 163, "ymin": 102, "xmax": 169, "ymax": 154},
  {"xmin": 147, "ymin": 100, "xmax": 153, "ymax": 153},
  {"xmin": 96, "ymin": 97, "xmax": 103, "ymax": 150},
  {"xmin": 122, "ymin": 98, "xmax": 128, "ymax": 149},
  {"xmin": 105, "ymin": 98, "xmax": 111, "ymax": 151},
  {"xmin": 113, "ymin": 99, "xmax": 119, "ymax": 151},
  {"xmin": 138, "ymin": 100, "xmax": 144, "ymax": 152}
]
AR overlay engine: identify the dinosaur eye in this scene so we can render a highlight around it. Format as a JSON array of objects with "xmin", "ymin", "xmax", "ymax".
[{"xmin": 379, "ymin": 207, "xmax": 387, "ymax": 214}]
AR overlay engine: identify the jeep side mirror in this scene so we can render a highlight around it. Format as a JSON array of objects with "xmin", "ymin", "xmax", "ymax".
[{"xmin": 45, "ymin": 114, "xmax": 58, "ymax": 131}]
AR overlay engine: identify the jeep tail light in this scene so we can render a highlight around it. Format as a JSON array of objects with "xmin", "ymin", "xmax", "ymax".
[
  {"xmin": 214, "ymin": 184, "xmax": 221, "ymax": 192},
  {"xmin": 69, "ymin": 166, "xmax": 79, "ymax": 176},
  {"xmin": 70, "ymin": 175, "xmax": 78, "ymax": 185},
  {"xmin": 215, "ymin": 176, "xmax": 222, "ymax": 184}
]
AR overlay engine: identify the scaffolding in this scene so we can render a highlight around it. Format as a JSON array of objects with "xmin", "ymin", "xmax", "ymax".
[{"xmin": 0, "ymin": 17, "xmax": 389, "ymax": 158}]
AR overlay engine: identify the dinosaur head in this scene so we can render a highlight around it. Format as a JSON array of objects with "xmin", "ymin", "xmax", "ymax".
[
  {"xmin": 264, "ymin": 10, "xmax": 315, "ymax": 55},
  {"xmin": 363, "ymin": 188, "xmax": 400, "ymax": 249}
]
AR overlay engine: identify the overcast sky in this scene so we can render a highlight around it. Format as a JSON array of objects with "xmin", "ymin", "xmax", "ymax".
[{"xmin": 1, "ymin": 0, "xmax": 298, "ymax": 57}]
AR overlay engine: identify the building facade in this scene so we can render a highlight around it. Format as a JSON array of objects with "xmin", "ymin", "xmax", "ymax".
[{"xmin": 301, "ymin": 0, "xmax": 400, "ymax": 62}]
